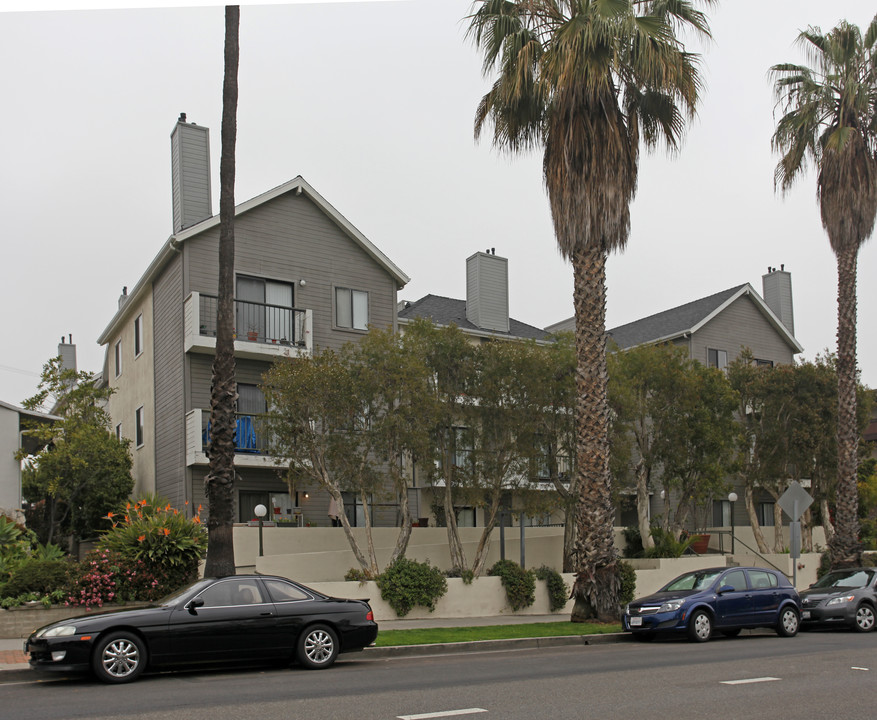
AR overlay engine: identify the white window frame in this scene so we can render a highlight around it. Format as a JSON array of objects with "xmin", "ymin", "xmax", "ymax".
[
  {"xmin": 115, "ymin": 423, "xmax": 122, "ymax": 442},
  {"xmin": 334, "ymin": 287, "xmax": 369, "ymax": 331},
  {"xmin": 135, "ymin": 406, "xmax": 144, "ymax": 448},
  {"xmin": 134, "ymin": 314, "xmax": 144, "ymax": 357},
  {"xmin": 708, "ymin": 348, "xmax": 728, "ymax": 371}
]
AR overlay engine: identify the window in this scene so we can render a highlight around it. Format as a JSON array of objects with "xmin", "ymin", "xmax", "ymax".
[
  {"xmin": 263, "ymin": 579, "xmax": 311, "ymax": 603},
  {"xmin": 722, "ymin": 569, "xmax": 748, "ymax": 591},
  {"xmin": 115, "ymin": 423, "xmax": 122, "ymax": 442},
  {"xmin": 713, "ymin": 499, "xmax": 731, "ymax": 526},
  {"xmin": 135, "ymin": 406, "xmax": 144, "ymax": 448},
  {"xmin": 758, "ymin": 501, "xmax": 775, "ymax": 527},
  {"xmin": 755, "ymin": 358, "xmax": 774, "ymax": 368},
  {"xmin": 707, "ymin": 348, "xmax": 728, "ymax": 370},
  {"xmin": 236, "ymin": 275, "xmax": 295, "ymax": 343},
  {"xmin": 196, "ymin": 579, "xmax": 264, "ymax": 607},
  {"xmin": 748, "ymin": 570, "xmax": 778, "ymax": 589},
  {"xmin": 114, "ymin": 340, "xmax": 122, "ymax": 378},
  {"xmin": 452, "ymin": 427, "xmax": 473, "ymax": 470},
  {"xmin": 335, "ymin": 287, "xmax": 369, "ymax": 330},
  {"xmin": 134, "ymin": 314, "xmax": 143, "ymax": 357}
]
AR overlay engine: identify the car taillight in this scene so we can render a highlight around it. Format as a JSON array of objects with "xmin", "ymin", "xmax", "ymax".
[{"xmin": 366, "ymin": 610, "xmax": 374, "ymax": 621}]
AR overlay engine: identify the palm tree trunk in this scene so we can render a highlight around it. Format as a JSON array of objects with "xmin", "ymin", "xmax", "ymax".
[
  {"xmin": 829, "ymin": 244, "xmax": 861, "ymax": 568},
  {"xmin": 569, "ymin": 245, "xmax": 619, "ymax": 622},
  {"xmin": 204, "ymin": 5, "xmax": 240, "ymax": 579}
]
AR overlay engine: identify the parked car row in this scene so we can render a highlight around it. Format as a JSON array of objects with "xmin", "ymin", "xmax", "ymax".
[{"xmin": 622, "ymin": 566, "xmax": 877, "ymax": 642}]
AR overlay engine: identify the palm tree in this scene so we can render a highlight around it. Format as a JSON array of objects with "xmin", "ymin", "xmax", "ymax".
[
  {"xmin": 204, "ymin": 5, "xmax": 240, "ymax": 578},
  {"xmin": 467, "ymin": 0, "xmax": 714, "ymax": 620},
  {"xmin": 771, "ymin": 15, "xmax": 877, "ymax": 569}
]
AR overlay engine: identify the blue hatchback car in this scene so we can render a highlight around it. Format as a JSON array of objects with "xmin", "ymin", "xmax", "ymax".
[{"xmin": 623, "ymin": 566, "xmax": 801, "ymax": 642}]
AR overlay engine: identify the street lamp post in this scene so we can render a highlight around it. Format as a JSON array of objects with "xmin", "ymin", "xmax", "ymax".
[
  {"xmin": 727, "ymin": 492, "xmax": 737, "ymax": 555},
  {"xmin": 255, "ymin": 503, "xmax": 267, "ymax": 557}
]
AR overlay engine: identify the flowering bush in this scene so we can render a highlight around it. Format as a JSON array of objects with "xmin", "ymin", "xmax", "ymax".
[
  {"xmin": 98, "ymin": 494, "xmax": 206, "ymax": 574},
  {"xmin": 66, "ymin": 549, "xmax": 166, "ymax": 608}
]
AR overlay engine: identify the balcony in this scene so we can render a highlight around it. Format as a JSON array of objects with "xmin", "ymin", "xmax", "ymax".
[
  {"xmin": 184, "ymin": 291, "xmax": 313, "ymax": 360},
  {"xmin": 185, "ymin": 408, "xmax": 280, "ymax": 468}
]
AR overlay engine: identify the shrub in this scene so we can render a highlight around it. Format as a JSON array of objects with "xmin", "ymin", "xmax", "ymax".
[
  {"xmin": 488, "ymin": 559, "xmax": 535, "ymax": 611},
  {"xmin": 643, "ymin": 528, "xmax": 696, "ymax": 558},
  {"xmin": 817, "ymin": 551, "xmax": 832, "ymax": 580},
  {"xmin": 97, "ymin": 495, "xmax": 206, "ymax": 586},
  {"xmin": 622, "ymin": 525, "xmax": 644, "ymax": 558},
  {"xmin": 534, "ymin": 565, "xmax": 568, "ymax": 612},
  {"xmin": 66, "ymin": 549, "xmax": 175, "ymax": 607},
  {"xmin": 618, "ymin": 560, "xmax": 637, "ymax": 606},
  {"xmin": 345, "ymin": 567, "xmax": 374, "ymax": 583},
  {"xmin": 376, "ymin": 558, "xmax": 448, "ymax": 617},
  {"xmin": 2, "ymin": 558, "xmax": 71, "ymax": 598}
]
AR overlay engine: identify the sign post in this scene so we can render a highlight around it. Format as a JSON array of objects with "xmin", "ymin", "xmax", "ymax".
[{"xmin": 777, "ymin": 481, "xmax": 814, "ymax": 587}]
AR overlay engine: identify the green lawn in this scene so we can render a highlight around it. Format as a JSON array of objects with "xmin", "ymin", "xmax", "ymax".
[{"xmin": 374, "ymin": 621, "xmax": 623, "ymax": 647}]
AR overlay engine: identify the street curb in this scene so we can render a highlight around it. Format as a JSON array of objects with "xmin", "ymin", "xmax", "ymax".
[
  {"xmin": 0, "ymin": 633, "xmax": 633, "ymax": 682},
  {"xmin": 362, "ymin": 632, "xmax": 631, "ymax": 659}
]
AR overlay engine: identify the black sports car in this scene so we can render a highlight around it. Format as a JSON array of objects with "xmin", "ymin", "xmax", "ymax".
[{"xmin": 25, "ymin": 574, "xmax": 378, "ymax": 683}]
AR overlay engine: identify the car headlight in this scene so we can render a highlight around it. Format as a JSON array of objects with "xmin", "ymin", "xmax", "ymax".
[
  {"xmin": 658, "ymin": 600, "xmax": 685, "ymax": 613},
  {"xmin": 826, "ymin": 595, "xmax": 855, "ymax": 606},
  {"xmin": 36, "ymin": 625, "xmax": 77, "ymax": 638}
]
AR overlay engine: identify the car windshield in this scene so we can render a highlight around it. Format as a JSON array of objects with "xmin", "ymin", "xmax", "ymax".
[
  {"xmin": 661, "ymin": 570, "xmax": 723, "ymax": 592},
  {"xmin": 156, "ymin": 579, "xmax": 213, "ymax": 606},
  {"xmin": 812, "ymin": 569, "xmax": 875, "ymax": 590}
]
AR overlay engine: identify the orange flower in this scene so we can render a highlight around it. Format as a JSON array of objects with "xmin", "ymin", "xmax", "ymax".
[
  {"xmin": 138, "ymin": 535, "xmax": 146, "ymax": 542},
  {"xmin": 162, "ymin": 527, "xmax": 171, "ymax": 536},
  {"xmin": 124, "ymin": 515, "xmax": 129, "ymax": 523},
  {"xmin": 105, "ymin": 511, "xmax": 114, "ymax": 519},
  {"xmin": 126, "ymin": 502, "xmax": 132, "ymax": 510},
  {"xmin": 193, "ymin": 516, "xmax": 201, "ymax": 524}
]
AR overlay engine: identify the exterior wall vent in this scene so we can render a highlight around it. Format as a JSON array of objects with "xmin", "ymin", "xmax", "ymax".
[
  {"xmin": 466, "ymin": 250, "xmax": 509, "ymax": 333},
  {"xmin": 762, "ymin": 266, "xmax": 795, "ymax": 336},
  {"xmin": 170, "ymin": 115, "xmax": 212, "ymax": 233}
]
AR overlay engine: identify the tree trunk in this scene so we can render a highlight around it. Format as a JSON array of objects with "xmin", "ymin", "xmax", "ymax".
[
  {"xmin": 828, "ymin": 244, "xmax": 861, "ymax": 568},
  {"xmin": 821, "ymin": 498, "xmax": 835, "ymax": 545},
  {"xmin": 359, "ymin": 488, "xmax": 379, "ymax": 574},
  {"xmin": 327, "ymin": 485, "xmax": 373, "ymax": 575},
  {"xmin": 442, "ymin": 444, "xmax": 468, "ymax": 572},
  {"xmin": 772, "ymin": 498, "xmax": 785, "ymax": 554},
  {"xmin": 388, "ymin": 473, "xmax": 412, "ymax": 567},
  {"xmin": 471, "ymin": 488, "xmax": 503, "ymax": 577},
  {"xmin": 569, "ymin": 245, "xmax": 619, "ymax": 622},
  {"xmin": 744, "ymin": 481, "xmax": 770, "ymax": 554},
  {"xmin": 204, "ymin": 5, "xmax": 240, "ymax": 579},
  {"xmin": 635, "ymin": 459, "xmax": 654, "ymax": 550}
]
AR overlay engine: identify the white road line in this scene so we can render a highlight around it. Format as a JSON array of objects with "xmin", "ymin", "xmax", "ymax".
[
  {"xmin": 397, "ymin": 709, "xmax": 488, "ymax": 720},
  {"xmin": 721, "ymin": 677, "xmax": 781, "ymax": 685},
  {"xmin": 851, "ymin": 666, "xmax": 870, "ymax": 671}
]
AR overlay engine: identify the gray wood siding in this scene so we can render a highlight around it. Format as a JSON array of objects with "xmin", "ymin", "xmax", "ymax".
[
  {"xmin": 691, "ymin": 295, "xmax": 795, "ymax": 367},
  {"xmin": 466, "ymin": 252, "xmax": 509, "ymax": 332},
  {"xmin": 171, "ymin": 122, "xmax": 212, "ymax": 233},
  {"xmin": 152, "ymin": 253, "xmax": 187, "ymax": 507},
  {"xmin": 183, "ymin": 191, "xmax": 398, "ymax": 352},
  {"xmin": 189, "ymin": 356, "xmax": 273, "ymax": 411}
]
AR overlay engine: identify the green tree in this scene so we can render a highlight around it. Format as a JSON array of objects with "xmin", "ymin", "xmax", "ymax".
[
  {"xmin": 19, "ymin": 357, "xmax": 133, "ymax": 551},
  {"xmin": 204, "ymin": 4, "xmax": 240, "ymax": 578},
  {"xmin": 263, "ymin": 329, "xmax": 436, "ymax": 576},
  {"xmin": 771, "ymin": 14, "xmax": 877, "ymax": 568},
  {"xmin": 467, "ymin": 0, "xmax": 714, "ymax": 621}
]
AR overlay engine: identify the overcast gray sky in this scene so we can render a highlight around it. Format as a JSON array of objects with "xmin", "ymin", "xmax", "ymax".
[{"xmin": 1, "ymin": 0, "xmax": 875, "ymax": 406}]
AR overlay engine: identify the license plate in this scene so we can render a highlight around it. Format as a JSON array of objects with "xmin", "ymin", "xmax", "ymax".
[
  {"xmin": 801, "ymin": 611, "xmax": 810, "ymax": 620},
  {"xmin": 630, "ymin": 616, "xmax": 643, "ymax": 626}
]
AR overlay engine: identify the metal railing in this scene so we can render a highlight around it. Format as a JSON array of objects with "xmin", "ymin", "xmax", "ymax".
[
  {"xmin": 199, "ymin": 293, "xmax": 307, "ymax": 346},
  {"xmin": 201, "ymin": 412, "xmax": 272, "ymax": 455}
]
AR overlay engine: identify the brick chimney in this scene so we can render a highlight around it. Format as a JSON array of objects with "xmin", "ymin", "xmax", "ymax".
[{"xmin": 170, "ymin": 113, "xmax": 212, "ymax": 233}]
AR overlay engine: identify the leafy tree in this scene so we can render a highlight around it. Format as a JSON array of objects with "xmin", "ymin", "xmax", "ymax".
[
  {"xmin": 263, "ymin": 328, "xmax": 436, "ymax": 576},
  {"xmin": 467, "ymin": 0, "xmax": 715, "ymax": 621},
  {"xmin": 19, "ymin": 357, "xmax": 133, "ymax": 551},
  {"xmin": 771, "ymin": 14, "xmax": 877, "ymax": 567},
  {"xmin": 204, "ymin": 4, "xmax": 240, "ymax": 578}
]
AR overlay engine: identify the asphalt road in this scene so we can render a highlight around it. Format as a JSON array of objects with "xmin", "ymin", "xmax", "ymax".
[{"xmin": 3, "ymin": 630, "xmax": 876, "ymax": 720}]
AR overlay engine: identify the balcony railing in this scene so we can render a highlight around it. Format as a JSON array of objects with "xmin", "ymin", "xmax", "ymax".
[
  {"xmin": 186, "ymin": 408, "xmax": 278, "ymax": 468},
  {"xmin": 184, "ymin": 291, "xmax": 313, "ymax": 359}
]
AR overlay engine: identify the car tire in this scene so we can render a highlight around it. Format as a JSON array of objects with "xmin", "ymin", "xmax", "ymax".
[
  {"xmin": 776, "ymin": 607, "xmax": 800, "ymax": 637},
  {"xmin": 92, "ymin": 631, "xmax": 147, "ymax": 684},
  {"xmin": 297, "ymin": 624, "xmax": 339, "ymax": 669},
  {"xmin": 721, "ymin": 629, "xmax": 741, "ymax": 638},
  {"xmin": 852, "ymin": 604, "xmax": 876, "ymax": 633},
  {"xmin": 688, "ymin": 610, "xmax": 712, "ymax": 642}
]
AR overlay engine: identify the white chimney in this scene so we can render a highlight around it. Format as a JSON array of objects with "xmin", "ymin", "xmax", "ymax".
[
  {"xmin": 466, "ymin": 250, "xmax": 509, "ymax": 333},
  {"xmin": 170, "ymin": 113, "xmax": 212, "ymax": 233},
  {"xmin": 762, "ymin": 265, "xmax": 795, "ymax": 336}
]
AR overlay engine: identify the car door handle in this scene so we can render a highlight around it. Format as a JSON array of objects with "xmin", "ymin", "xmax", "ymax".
[{"xmin": 260, "ymin": 612, "xmax": 274, "ymax": 617}]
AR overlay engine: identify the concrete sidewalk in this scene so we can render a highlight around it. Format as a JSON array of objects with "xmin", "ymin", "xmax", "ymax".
[{"xmin": 0, "ymin": 614, "xmax": 605, "ymax": 679}]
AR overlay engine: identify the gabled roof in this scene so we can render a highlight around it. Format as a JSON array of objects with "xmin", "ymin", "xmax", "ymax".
[
  {"xmin": 398, "ymin": 294, "xmax": 549, "ymax": 341},
  {"xmin": 0, "ymin": 399, "xmax": 60, "ymax": 422},
  {"xmin": 606, "ymin": 283, "xmax": 803, "ymax": 353},
  {"xmin": 98, "ymin": 176, "xmax": 409, "ymax": 346}
]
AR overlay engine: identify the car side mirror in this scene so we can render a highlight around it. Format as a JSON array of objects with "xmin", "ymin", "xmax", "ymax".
[
  {"xmin": 717, "ymin": 584, "xmax": 735, "ymax": 595},
  {"xmin": 186, "ymin": 597, "xmax": 205, "ymax": 614}
]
